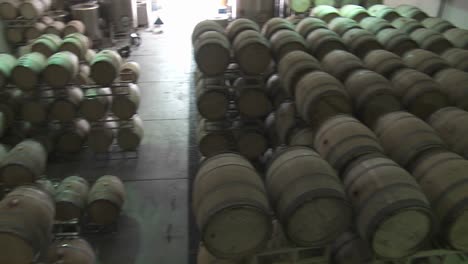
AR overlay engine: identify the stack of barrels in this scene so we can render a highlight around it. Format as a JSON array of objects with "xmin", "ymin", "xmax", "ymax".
[
  {"xmin": 284, "ymin": 0, "xmax": 384, "ymax": 16},
  {"xmin": 194, "ymin": 4, "xmax": 468, "ymax": 264}
]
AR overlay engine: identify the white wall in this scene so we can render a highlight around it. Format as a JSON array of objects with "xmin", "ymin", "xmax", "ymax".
[{"xmin": 440, "ymin": 0, "xmax": 468, "ymax": 29}]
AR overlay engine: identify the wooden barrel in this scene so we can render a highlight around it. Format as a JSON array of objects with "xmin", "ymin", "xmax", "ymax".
[
  {"xmin": 193, "ymin": 153, "xmax": 272, "ymax": 258},
  {"xmin": 342, "ymin": 28, "xmax": 383, "ymax": 58},
  {"xmin": 11, "ymin": 52, "xmax": 47, "ymax": 91},
  {"xmin": 55, "ymin": 119, "xmax": 90, "ymax": 153},
  {"xmin": 0, "ymin": 186, "xmax": 55, "ymax": 264},
  {"xmin": 444, "ymin": 28, "xmax": 468, "ymax": 49},
  {"xmin": 49, "ymin": 86, "xmax": 83, "ymax": 122},
  {"xmin": 43, "ymin": 51, "xmax": 79, "ymax": 88},
  {"xmin": 235, "ymin": 123, "xmax": 268, "ymax": 160},
  {"xmin": 44, "ymin": 21, "xmax": 65, "ymax": 36},
  {"xmin": 411, "ymin": 150, "xmax": 468, "ymax": 251},
  {"xmin": 391, "ymin": 68, "xmax": 449, "ymax": 119},
  {"xmin": 234, "ymin": 77, "xmax": 272, "ymax": 118},
  {"xmin": 76, "ymin": 64, "xmax": 93, "ymax": 85},
  {"xmin": 87, "ymin": 175, "xmax": 125, "ymax": 225},
  {"xmin": 192, "ymin": 20, "xmax": 225, "ymax": 44},
  {"xmin": 0, "ymin": 54, "xmax": 16, "ymax": 89},
  {"xmin": 314, "ymin": 0, "xmax": 338, "ymax": 7},
  {"xmin": 117, "ymin": 115, "xmax": 144, "ymax": 151},
  {"xmin": 442, "ymin": 48, "xmax": 468, "ymax": 72},
  {"xmin": 31, "ymin": 33, "xmax": 62, "ymax": 57},
  {"xmin": 321, "ymin": 50, "xmax": 365, "ymax": 81},
  {"xmin": 120, "ymin": 61, "xmax": 140, "ymax": 83},
  {"xmin": 24, "ymin": 22, "xmax": 47, "ymax": 41},
  {"xmin": 428, "ymin": 107, "xmax": 468, "ymax": 158},
  {"xmin": 197, "ymin": 119, "xmax": 232, "ymax": 157},
  {"xmin": 305, "ymin": 28, "xmax": 347, "ymax": 60},
  {"xmin": 286, "ymin": 0, "xmax": 310, "ymax": 13},
  {"xmin": 422, "ymin": 17, "xmax": 455, "ymax": 34},
  {"xmin": 314, "ymin": 115, "xmax": 383, "ymax": 172},
  {"xmin": 345, "ymin": 69, "xmax": 403, "ymax": 128},
  {"xmin": 80, "ymin": 87, "xmax": 112, "ymax": 121},
  {"xmin": 195, "ymin": 31, "xmax": 230, "ymax": 77},
  {"xmin": 88, "ymin": 118, "xmax": 117, "ymax": 153},
  {"xmin": 391, "ymin": 17, "xmax": 424, "ymax": 34},
  {"xmin": 0, "ymin": 89, "xmax": 22, "ymax": 130},
  {"xmin": 6, "ymin": 27, "xmax": 24, "ymax": 44},
  {"xmin": 233, "ymin": 30, "xmax": 271, "ymax": 75},
  {"xmin": 374, "ymin": 111, "xmax": 446, "ymax": 167},
  {"xmin": 90, "ymin": 49, "xmax": 123, "ymax": 85},
  {"xmin": 0, "ymin": 139, "xmax": 47, "ymax": 187},
  {"xmin": 363, "ymin": 49, "xmax": 407, "ymax": 78},
  {"xmin": 55, "ymin": 176, "xmax": 89, "ymax": 221},
  {"xmin": 331, "ymin": 232, "xmax": 374, "ymax": 264},
  {"xmin": 111, "ymin": 83, "xmax": 140, "ymax": 120},
  {"xmin": 197, "ymin": 244, "xmax": 241, "ymax": 264},
  {"xmin": 47, "ymin": 238, "xmax": 95, "ymax": 264},
  {"xmin": 266, "ymin": 74, "xmax": 288, "ymax": 108},
  {"xmin": 368, "ymin": 4, "xmax": 400, "ymax": 22},
  {"xmin": 270, "ymin": 29, "xmax": 307, "ymax": 61},
  {"xmin": 359, "ymin": 17, "xmax": 393, "ymax": 35},
  {"xmin": 0, "ymin": 0, "xmax": 20, "ymax": 19},
  {"xmin": 35, "ymin": 178, "xmax": 55, "ymax": 197},
  {"xmin": 343, "ymin": 155, "xmax": 433, "ymax": 259},
  {"xmin": 265, "ymin": 112, "xmax": 278, "ymax": 147},
  {"xmin": 377, "ymin": 28, "xmax": 419, "ymax": 56},
  {"xmin": 21, "ymin": 89, "xmax": 54, "ymax": 124},
  {"xmin": 85, "ymin": 49, "xmax": 96, "ymax": 65},
  {"xmin": 272, "ymin": 102, "xmax": 297, "ymax": 145},
  {"xmin": 395, "ymin": 5, "xmax": 429, "ymax": 21},
  {"xmin": 278, "ymin": 50, "xmax": 322, "ymax": 96},
  {"xmin": 261, "ymin": 18, "xmax": 295, "ymax": 40},
  {"xmin": 403, "ymin": 49, "xmax": 450, "ymax": 76},
  {"xmin": 288, "ymin": 127, "xmax": 315, "ymax": 147},
  {"xmin": 411, "ymin": 28, "xmax": 453, "ymax": 55},
  {"xmin": 340, "ymin": 4, "xmax": 369, "ymax": 22},
  {"xmin": 196, "ymin": 79, "xmax": 229, "ymax": 121},
  {"xmin": 296, "ymin": 71, "xmax": 352, "ymax": 127},
  {"xmin": 295, "ymin": 17, "xmax": 327, "ymax": 38},
  {"xmin": 63, "ymin": 20, "xmax": 86, "ymax": 36},
  {"xmin": 266, "ymin": 147, "xmax": 351, "ymax": 246},
  {"xmin": 312, "ymin": 5, "xmax": 340, "ymax": 23},
  {"xmin": 226, "ymin": 18, "xmax": 260, "ymax": 42},
  {"xmin": 19, "ymin": 0, "xmax": 50, "ymax": 19},
  {"xmin": 59, "ymin": 33, "xmax": 91, "ymax": 60},
  {"xmin": 329, "ymin": 17, "xmax": 361, "ymax": 37},
  {"xmin": 362, "ymin": 0, "xmax": 383, "ymax": 8}
]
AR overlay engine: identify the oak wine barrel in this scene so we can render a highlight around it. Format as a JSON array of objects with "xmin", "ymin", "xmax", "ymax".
[
  {"xmin": 88, "ymin": 117, "xmax": 117, "ymax": 153},
  {"xmin": 233, "ymin": 30, "xmax": 271, "ymax": 75},
  {"xmin": 55, "ymin": 118, "xmax": 90, "ymax": 153},
  {"xmin": 363, "ymin": 49, "xmax": 407, "ymax": 78},
  {"xmin": 11, "ymin": 52, "xmax": 47, "ymax": 91},
  {"xmin": 49, "ymin": 86, "xmax": 83, "ymax": 122},
  {"xmin": 47, "ymin": 238, "xmax": 95, "ymax": 264},
  {"xmin": 411, "ymin": 28, "xmax": 453, "ymax": 55},
  {"xmin": 55, "ymin": 176, "xmax": 89, "ymax": 221},
  {"xmin": 342, "ymin": 28, "xmax": 383, "ymax": 59},
  {"xmin": 117, "ymin": 115, "xmax": 144, "ymax": 151},
  {"xmin": 441, "ymin": 48, "xmax": 468, "ymax": 72},
  {"xmin": 433, "ymin": 69, "xmax": 468, "ymax": 111},
  {"xmin": 80, "ymin": 87, "xmax": 112, "ymax": 121},
  {"xmin": 321, "ymin": 50, "xmax": 365, "ymax": 81},
  {"xmin": 391, "ymin": 17, "xmax": 424, "ymax": 34},
  {"xmin": 402, "ymin": 49, "xmax": 450, "ymax": 76},
  {"xmin": 377, "ymin": 28, "xmax": 419, "ymax": 56},
  {"xmin": 0, "ymin": 54, "xmax": 17, "ymax": 88},
  {"xmin": 111, "ymin": 83, "xmax": 141, "ymax": 120},
  {"xmin": 395, "ymin": 5, "xmax": 428, "ymax": 21},
  {"xmin": 360, "ymin": 17, "xmax": 393, "ymax": 35},
  {"xmin": 444, "ymin": 28, "xmax": 468, "ymax": 49},
  {"xmin": 87, "ymin": 175, "xmax": 126, "ymax": 225},
  {"xmin": 305, "ymin": 28, "xmax": 347, "ymax": 60}
]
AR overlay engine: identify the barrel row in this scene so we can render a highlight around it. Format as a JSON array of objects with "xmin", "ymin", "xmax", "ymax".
[{"xmin": 0, "ymin": 0, "xmax": 52, "ymax": 20}]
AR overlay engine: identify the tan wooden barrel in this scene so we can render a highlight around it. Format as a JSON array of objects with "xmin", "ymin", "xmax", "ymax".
[
  {"xmin": 0, "ymin": 139, "xmax": 47, "ymax": 187},
  {"xmin": 314, "ymin": 115, "xmax": 384, "ymax": 172},
  {"xmin": 434, "ymin": 69, "xmax": 468, "ymax": 111},
  {"xmin": 196, "ymin": 79, "xmax": 229, "ymax": 121},
  {"xmin": 444, "ymin": 28, "xmax": 468, "ymax": 50},
  {"xmin": 192, "ymin": 20, "xmax": 225, "ymax": 44},
  {"xmin": 55, "ymin": 118, "xmax": 90, "ymax": 153},
  {"xmin": 296, "ymin": 71, "xmax": 352, "ymax": 127},
  {"xmin": 0, "ymin": 54, "xmax": 17, "ymax": 88},
  {"xmin": 328, "ymin": 17, "xmax": 361, "ymax": 37},
  {"xmin": 59, "ymin": 33, "xmax": 91, "ymax": 60},
  {"xmin": 90, "ymin": 49, "xmax": 123, "ymax": 85},
  {"xmin": 278, "ymin": 50, "xmax": 322, "ymax": 96},
  {"xmin": 193, "ymin": 153, "xmax": 272, "ymax": 258},
  {"xmin": 273, "ymin": 102, "xmax": 298, "ymax": 145},
  {"xmin": 11, "ymin": 52, "xmax": 47, "ymax": 91},
  {"xmin": 24, "ymin": 22, "xmax": 47, "ymax": 41},
  {"xmin": 342, "ymin": 28, "xmax": 383, "ymax": 58},
  {"xmin": 19, "ymin": 0, "xmax": 50, "ymax": 19},
  {"xmin": 377, "ymin": 28, "xmax": 419, "ymax": 56},
  {"xmin": 402, "ymin": 49, "xmax": 450, "ymax": 76},
  {"xmin": 306, "ymin": 28, "xmax": 346, "ymax": 60},
  {"xmin": 35, "ymin": 178, "xmax": 56, "ymax": 197},
  {"xmin": 359, "ymin": 17, "xmax": 393, "ymax": 35},
  {"xmin": 234, "ymin": 77, "xmax": 272, "ymax": 118},
  {"xmin": 120, "ymin": 61, "xmax": 140, "ymax": 83},
  {"xmin": 45, "ymin": 21, "xmax": 65, "ymax": 36},
  {"xmin": 340, "ymin": 5, "xmax": 369, "ymax": 22},
  {"xmin": 314, "ymin": 0, "xmax": 338, "ymax": 7},
  {"xmin": 31, "ymin": 33, "xmax": 62, "ymax": 57},
  {"xmin": 261, "ymin": 18, "xmax": 295, "ymax": 40},
  {"xmin": 270, "ymin": 29, "xmax": 307, "ymax": 61},
  {"xmin": 63, "ymin": 20, "xmax": 86, "ymax": 36},
  {"xmin": 43, "ymin": 51, "xmax": 79, "ymax": 88},
  {"xmin": 266, "ymin": 147, "xmax": 351, "ymax": 246},
  {"xmin": 117, "ymin": 115, "xmax": 144, "ymax": 151},
  {"xmin": 197, "ymin": 244, "xmax": 241, "ymax": 264},
  {"xmin": 422, "ymin": 17, "xmax": 455, "ymax": 34},
  {"xmin": 197, "ymin": 119, "xmax": 232, "ymax": 157},
  {"xmin": 87, "ymin": 175, "xmax": 125, "ymax": 225},
  {"xmin": 55, "ymin": 176, "xmax": 89, "ymax": 220},
  {"xmin": 88, "ymin": 118, "xmax": 117, "ymax": 153},
  {"xmin": 411, "ymin": 150, "xmax": 468, "ymax": 251},
  {"xmin": 442, "ymin": 48, "xmax": 468, "ymax": 72},
  {"xmin": 321, "ymin": 50, "xmax": 365, "ymax": 81},
  {"xmin": 362, "ymin": 0, "xmax": 383, "ymax": 8},
  {"xmin": 363, "ymin": 49, "xmax": 407, "ymax": 78},
  {"xmin": 428, "ymin": 107, "xmax": 468, "ymax": 158},
  {"xmin": 195, "ymin": 31, "xmax": 231, "ymax": 77},
  {"xmin": 235, "ymin": 123, "xmax": 268, "ymax": 160},
  {"xmin": 343, "ymin": 155, "xmax": 433, "ymax": 259},
  {"xmin": 226, "ymin": 18, "xmax": 260, "ymax": 42},
  {"xmin": 331, "ymin": 232, "xmax": 374, "ymax": 264},
  {"xmin": 395, "ymin": 4, "xmax": 429, "ymax": 21},
  {"xmin": 76, "ymin": 64, "xmax": 93, "ymax": 85},
  {"xmin": 0, "ymin": 0, "xmax": 20, "ymax": 19},
  {"xmin": 295, "ymin": 17, "xmax": 327, "ymax": 38},
  {"xmin": 288, "ymin": 127, "xmax": 315, "ymax": 147},
  {"xmin": 312, "ymin": 5, "xmax": 340, "ymax": 23},
  {"xmin": 368, "ymin": 4, "xmax": 400, "ymax": 22},
  {"xmin": 47, "ymin": 238, "xmax": 95, "ymax": 264},
  {"xmin": 233, "ymin": 30, "xmax": 271, "ymax": 75},
  {"xmin": 21, "ymin": 89, "xmax": 54, "ymax": 124},
  {"xmin": 286, "ymin": 0, "xmax": 310, "ymax": 13},
  {"xmin": 85, "ymin": 49, "xmax": 96, "ymax": 65},
  {"xmin": 80, "ymin": 87, "xmax": 112, "ymax": 121},
  {"xmin": 0, "ymin": 186, "xmax": 55, "ymax": 264},
  {"xmin": 411, "ymin": 28, "xmax": 453, "ymax": 55},
  {"xmin": 6, "ymin": 27, "xmax": 24, "ymax": 44},
  {"xmin": 111, "ymin": 83, "xmax": 140, "ymax": 120},
  {"xmin": 391, "ymin": 17, "xmax": 424, "ymax": 34},
  {"xmin": 49, "ymin": 86, "xmax": 83, "ymax": 122},
  {"xmin": 345, "ymin": 69, "xmax": 403, "ymax": 128},
  {"xmin": 40, "ymin": 15, "xmax": 54, "ymax": 25},
  {"xmin": 266, "ymin": 74, "xmax": 288, "ymax": 108},
  {"xmin": 0, "ymin": 89, "xmax": 23, "ymax": 130},
  {"xmin": 391, "ymin": 68, "xmax": 449, "ymax": 119},
  {"xmin": 374, "ymin": 111, "xmax": 446, "ymax": 167}
]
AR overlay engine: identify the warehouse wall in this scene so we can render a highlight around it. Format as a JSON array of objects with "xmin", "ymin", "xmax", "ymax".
[{"xmin": 440, "ymin": 0, "xmax": 468, "ymax": 29}]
